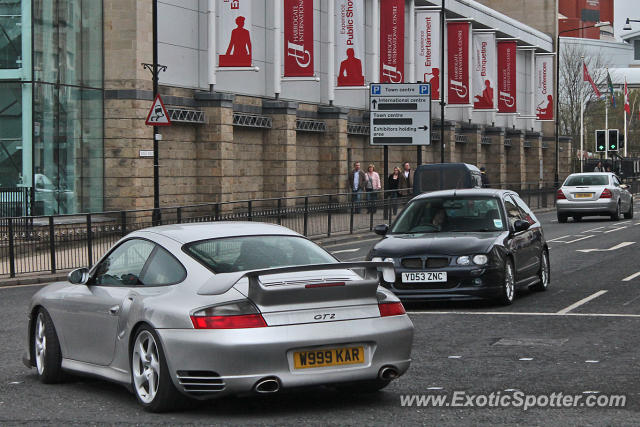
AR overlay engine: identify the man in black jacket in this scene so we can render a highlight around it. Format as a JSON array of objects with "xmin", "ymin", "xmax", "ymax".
[{"xmin": 348, "ymin": 162, "xmax": 366, "ymax": 213}]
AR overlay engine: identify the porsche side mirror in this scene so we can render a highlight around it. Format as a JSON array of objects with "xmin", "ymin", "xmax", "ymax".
[
  {"xmin": 374, "ymin": 224, "xmax": 389, "ymax": 236},
  {"xmin": 513, "ymin": 219, "xmax": 531, "ymax": 233},
  {"xmin": 620, "ymin": 184, "xmax": 629, "ymax": 190},
  {"xmin": 68, "ymin": 267, "xmax": 89, "ymax": 285}
]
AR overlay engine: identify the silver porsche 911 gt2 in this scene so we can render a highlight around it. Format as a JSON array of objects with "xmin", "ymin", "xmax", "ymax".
[{"xmin": 24, "ymin": 222, "xmax": 414, "ymax": 412}]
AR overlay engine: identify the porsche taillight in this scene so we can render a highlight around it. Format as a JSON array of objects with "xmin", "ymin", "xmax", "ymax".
[
  {"xmin": 556, "ymin": 189, "xmax": 566, "ymax": 200},
  {"xmin": 190, "ymin": 300, "xmax": 267, "ymax": 329},
  {"xmin": 599, "ymin": 188, "xmax": 612, "ymax": 199},
  {"xmin": 378, "ymin": 302, "xmax": 406, "ymax": 317}
]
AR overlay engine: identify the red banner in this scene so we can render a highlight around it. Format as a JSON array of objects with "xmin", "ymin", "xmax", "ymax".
[
  {"xmin": 284, "ymin": 0, "xmax": 314, "ymax": 77},
  {"xmin": 447, "ymin": 22, "xmax": 471, "ymax": 104},
  {"xmin": 497, "ymin": 41, "xmax": 517, "ymax": 113},
  {"xmin": 218, "ymin": 0, "xmax": 252, "ymax": 67},
  {"xmin": 380, "ymin": 0, "xmax": 404, "ymax": 83}
]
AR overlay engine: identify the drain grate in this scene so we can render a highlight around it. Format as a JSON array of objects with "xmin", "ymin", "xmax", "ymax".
[{"xmin": 492, "ymin": 338, "xmax": 568, "ymax": 347}]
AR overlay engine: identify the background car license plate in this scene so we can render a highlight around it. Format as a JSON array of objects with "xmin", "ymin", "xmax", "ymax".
[
  {"xmin": 402, "ymin": 272, "xmax": 447, "ymax": 283},
  {"xmin": 575, "ymin": 193, "xmax": 592, "ymax": 198},
  {"xmin": 293, "ymin": 346, "xmax": 364, "ymax": 369}
]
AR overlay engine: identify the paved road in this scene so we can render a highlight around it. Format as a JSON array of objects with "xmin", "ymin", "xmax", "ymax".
[{"xmin": 1, "ymin": 201, "xmax": 640, "ymax": 425}]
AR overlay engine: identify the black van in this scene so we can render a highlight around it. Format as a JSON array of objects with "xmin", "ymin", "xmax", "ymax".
[{"xmin": 412, "ymin": 163, "xmax": 483, "ymax": 194}]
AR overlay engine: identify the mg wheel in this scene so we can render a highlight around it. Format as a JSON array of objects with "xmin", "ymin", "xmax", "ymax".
[
  {"xmin": 496, "ymin": 259, "xmax": 515, "ymax": 305},
  {"xmin": 532, "ymin": 250, "xmax": 550, "ymax": 292}
]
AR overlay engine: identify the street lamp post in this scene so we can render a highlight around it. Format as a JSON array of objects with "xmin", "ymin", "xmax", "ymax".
[
  {"xmin": 622, "ymin": 18, "xmax": 640, "ymax": 31},
  {"xmin": 555, "ymin": 21, "xmax": 609, "ymax": 188}
]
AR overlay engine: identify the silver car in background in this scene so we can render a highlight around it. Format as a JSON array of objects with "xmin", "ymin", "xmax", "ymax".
[
  {"xmin": 556, "ymin": 173, "xmax": 634, "ymax": 222},
  {"xmin": 24, "ymin": 222, "xmax": 413, "ymax": 412}
]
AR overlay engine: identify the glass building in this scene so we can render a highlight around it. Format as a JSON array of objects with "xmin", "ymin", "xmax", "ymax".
[{"xmin": 0, "ymin": 0, "xmax": 103, "ymax": 215}]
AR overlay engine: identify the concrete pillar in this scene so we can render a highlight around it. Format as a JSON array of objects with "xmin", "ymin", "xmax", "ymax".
[
  {"xmin": 194, "ymin": 92, "xmax": 235, "ymax": 203},
  {"xmin": 558, "ymin": 136, "xmax": 573, "ymax": 184},
  {"xmin": 458, "ymin": 124, "xmax": 481, "ymax": 167},
  {"xmin": 482, "ymin": 127, "xmax": 506, "ymax": 186},
  {"xmin": 263, "ymin": 100, "xmax": 299, "ymax": 199},
  {"xmin": 319, "ymin": 106, "xmax": 350, "ymax": 193},
  {"xmin": 505, "ymin": 129, "xmax": 526, "ymax": 190},
  {"xmin": 525, "ymin": 131, "xmax": 543, "ymax": 189}
]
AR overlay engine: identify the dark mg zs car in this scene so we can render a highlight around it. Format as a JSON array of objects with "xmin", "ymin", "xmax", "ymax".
[{"xmin": 367, "ymin": 189, "xmax": 549, "ymax": 304}]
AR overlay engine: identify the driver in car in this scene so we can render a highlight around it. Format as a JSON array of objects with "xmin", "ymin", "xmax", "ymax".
[{"xmin": 431, "ymin": 208, "xmax": 447, "ymax": 231}]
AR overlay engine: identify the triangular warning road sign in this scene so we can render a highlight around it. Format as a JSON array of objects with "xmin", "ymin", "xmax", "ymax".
[{"xmin": 145, "ymin": 94, "xmax": 171, "ymax": 126}]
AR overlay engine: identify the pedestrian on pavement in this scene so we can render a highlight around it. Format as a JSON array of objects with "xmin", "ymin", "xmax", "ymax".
[
  {"xmin": 605, "ymin": 165, "xmax": 612, "ymax": 172},
  {"xmin": 480, "ymin": 166, "xmax": 490, "ymax": 188},
  {"xmin": 594, "ymin": 161, "xmax": 604, "ymax": 172},
  {"xmin": 348, "ymin": 161, "xmax": 366, "ymax": 213},
  {"xmin": 365, "ymin": 164, "xmax": 381, "ymax": 214},
  {"xmin": 398, "ymin": 161, "xmax": 413, "ymax": 197},
  {"xmin": 388, "ymin": 166, "xmax": 401, "ymax": 215}
]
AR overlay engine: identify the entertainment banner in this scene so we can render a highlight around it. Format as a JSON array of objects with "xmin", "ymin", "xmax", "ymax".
[
  {"xmin": 447, "ymin": 21, "xmax": 471, "ymax": 105},
  {"xmin": 336, "ymin": 0, "xmax": 365, "ymax": 86},
  {"xmin": 535, "ymin": 54, "xmax": 554, "ymax": 121},
  {"xmin": 380, "ymin": 0, "xmax": 404, "ymax": 83},
  {"xmin": 218, "ymin": 0, "xmax": 253, "ymax": 67},
  {"xmin": 284, "ymin": 0, "xmax": 314, "ymax": 77},
  {"xmin": 415, "ymin": 10, "xmax": 440, "ymax": 100},
  {"xmin": 471, "ymin": 31, "xmax": 496, "ymax": 110},
  {"xmin": 497, "ymin": 41, "xmax": 517, "ymax": 113}
]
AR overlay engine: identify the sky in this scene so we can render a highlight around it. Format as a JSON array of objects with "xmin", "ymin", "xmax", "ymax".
[{"xmin": 614, "ymin": 0, "xmax": 638, "ymax": 40}]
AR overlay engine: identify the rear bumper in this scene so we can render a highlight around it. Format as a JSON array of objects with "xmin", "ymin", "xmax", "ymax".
[
  {"xmin": 157, "ymin": 315, "xmax": 413, "ymax": 399},
  {"xmin": 384, "ymin": 265, "xmax": 505, "ymax": 301},
  {"xmin": 556, "ymin": 199, "xmax": 617, "ymax": 215}
]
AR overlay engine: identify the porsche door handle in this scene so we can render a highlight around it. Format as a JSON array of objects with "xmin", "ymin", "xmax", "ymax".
[{"xmin": 109, "ymin": 305, "xmax": 121, "ymax": 315}]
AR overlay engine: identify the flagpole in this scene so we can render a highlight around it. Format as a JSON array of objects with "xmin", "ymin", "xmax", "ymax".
[
  {"xmin": 580, "ymin": 57, "xmax": 584, "ymax": 173},
  {"xmin": 605, "ymin": 94, "xmax": 608, "ymax": 160}
]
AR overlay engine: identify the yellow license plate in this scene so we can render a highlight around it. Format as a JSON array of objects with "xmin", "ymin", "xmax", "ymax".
[
  {"xmin": 575, "ymin": 193, "xmax": 592, "ymax": 198},
  {"xmin": 293, "ymin": 346, "xmax": 365, "ymax": 369}
]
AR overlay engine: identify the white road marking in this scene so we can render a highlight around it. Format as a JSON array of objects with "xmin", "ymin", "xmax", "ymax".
[
  {"xmin": 330, "ymin": 248, "xmax": 360, "ymax": 254},
  {"xmin": 576, "ymin": 242, "xmax": 636, "ymax": 253},
  {"xmin": 407, "ymin": 310, "xmax": 640, "ymax": 318},
  {"xmin": 427, "ymin": 387, "xmax": 443, "ymax": 390},
  {"xmin": 562, "ymin": 235, "xmax": 594, "ymax": 244},
  {"xmin": 447, "ymin": 355, "xmax": 462, "ymax": 359},
  {"xmin": 582, "ymin": 226, "xmax": 605, "ymax": 233},
  {"xmin": 603, "ymin": 226, "xmax": 628, "ymax": 234},
  {"xmin": 622, "ymin": 271, "xmax": 640, "ymax": 282},
  {"xmin": 583, "ymin": 391, "xmax": 600, "ymax": 394},
  {"xmin": 585, "ymin": 360, "xmax": 599, "ymax": 363},
  {"xmin": 556, "ymin": 290, "xmax": 608, "ymax": 314},
  {"xmin": 518, "ymin": 358, "xmax": 533, "ymax": 361},
  {"xmin": 547, "ymin": 235, "xmax": 571, "ymax": 242}
]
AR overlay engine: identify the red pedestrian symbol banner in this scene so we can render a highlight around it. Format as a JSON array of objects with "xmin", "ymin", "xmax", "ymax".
[
  {"xmin": 336, "ymin": 0, "xmax": 365, "ymax": 87},
  {"xmin": 415, "ymin": 10, "xmax": 441, "ymax": 100},
  {"xmin": 472, "ymin": 31, "xmax": 496, "ymax": 110},
  {"xmin": 219, "ymin": 0, "xmax": 252, "ymax": 67},
  {"xmin": 447, "ymin": 21, "xmax": 471, "ymax": 105},
  {"xmin": 145, "ymin": 95, "xmax": 171, "ymax": 126},
  {"xmin": 380, "ymin": 0, "xmax": 405, "ymax": 83},
  {"xmin": 497, "ymin": 41, "xmax": 517, "ymax": 113},
  {"xmin": 535, "ymin": 54, "xmax": 554, "ymax": 121},
  {"xmin": 284, "ymin": 0, "xmax": 314, "ymax": 77}
]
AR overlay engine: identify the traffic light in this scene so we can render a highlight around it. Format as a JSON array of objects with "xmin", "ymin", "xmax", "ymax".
[
  {"xmin": 608, "ymin": 129, "xmax": 619, "ymax": 151},
  {"xmin": 595, "ymin": 130, "xmax": 606, "ymax": 152}
]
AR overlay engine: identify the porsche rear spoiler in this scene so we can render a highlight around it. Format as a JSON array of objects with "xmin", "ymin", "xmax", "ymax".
[{"xmin": 197, "ymin": 261, "xmax": 395, "ymax": 305}]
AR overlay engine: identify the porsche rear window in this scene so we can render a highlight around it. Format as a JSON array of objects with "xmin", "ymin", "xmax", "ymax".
[
  {"xmin": 184, "ymin": 235, "xmax": 336, "ymax": 273},
  {"xmin": 564, "ymin": 175, "xmax": 609, "ymax": 186}
]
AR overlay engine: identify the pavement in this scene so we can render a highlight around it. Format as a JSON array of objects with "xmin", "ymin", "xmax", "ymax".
[{"xmin": 1, "ymin": 200, "xmax": 640, "ymax": 424}]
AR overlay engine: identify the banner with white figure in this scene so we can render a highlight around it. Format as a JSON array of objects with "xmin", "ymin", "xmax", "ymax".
[
  {"xmin": 471, "ymin": 31, "xmax": 496, "ymax": 110},
  {"xmin": 535, "ymin": 54, "xmax": 554, "ymax": 121},
  {"xmin": 218, "ymin": 0, "xmax": 253, "ymax": 67},
  {"xmin": 415, "ymin": 10, "xmax": 440, "ymax": 100},
  {"xmin": 336, "ymin": 0, "xmax": 365, "ymax": 86}
]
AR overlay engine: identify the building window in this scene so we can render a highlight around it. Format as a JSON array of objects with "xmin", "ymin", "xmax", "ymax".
[
  {"xmin": 0, "ymin": 82, "xmax": 23, "ymax": 187},
  {"xmin": 635, "ymin": 40, "xmax": 640, "ymax": 61},
  {"xmin": 0, "ymin": 0, "xmax": 22, "ymax": 69}
]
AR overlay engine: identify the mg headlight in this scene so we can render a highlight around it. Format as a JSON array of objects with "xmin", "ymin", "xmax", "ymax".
[
  {"xmin": 472, "ymin": 254, "xmax": 488, "ymax": 265},
  {"xmin": 456, "ymin": 256, "xmax": 471, "ymax": 266}
]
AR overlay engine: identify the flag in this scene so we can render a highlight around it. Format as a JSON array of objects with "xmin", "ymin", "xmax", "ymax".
[
  {"xmin": 607, "ymin": 70, "xmax": 616, "ymax": 108},
  {"xmin": 624, "ymin": 77, "xmax": 630, "ymax": 114},
  {"xmin": 582, "ymin": 62, "xmax": 601, "ymax": 98}
]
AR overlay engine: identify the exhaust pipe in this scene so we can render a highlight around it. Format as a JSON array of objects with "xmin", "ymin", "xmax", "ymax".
[
  {"xmin": 254, "ymin": 377, "xmax": 281, "ymax": 394},
  {"xmin": 379, "ymin": 366, "xmax": 399, "ymax": 381}
]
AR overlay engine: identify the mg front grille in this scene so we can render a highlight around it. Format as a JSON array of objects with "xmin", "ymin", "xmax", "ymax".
[
  {"xmin": 425, "ymin": 258, "xmax": 450, "ymax": 268},
  {"xmin": 401, "ymin": 258, "xmax": 423, "ymax": 269}
]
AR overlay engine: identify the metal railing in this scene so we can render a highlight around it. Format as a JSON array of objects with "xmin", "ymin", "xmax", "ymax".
[
  {"xmin": 0, "ymin": 187, "xmax": 32, "ymax": 218},
  {"xmin": 0, "ymin": 181, "xmax": 596, "ymax": 279}
]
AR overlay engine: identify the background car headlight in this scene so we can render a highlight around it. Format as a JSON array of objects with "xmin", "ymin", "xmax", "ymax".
[
  {"xmin": 473, "ymin": 254, "xmax": 488, "ymax": 265},
  {"xmin": 456, "ymin": 256, "xmax": 471, "ymax": 265},
  {"xmin": 372, "ymin": 257, "xmax": 395, "ymax": 264}
]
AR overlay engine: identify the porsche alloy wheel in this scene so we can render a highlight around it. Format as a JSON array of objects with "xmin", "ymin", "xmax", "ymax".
[
  {"xmin": 33, "ymin": 309, "xmax": 63, "ymax": 383},
  {"xmin": 132, "ymin": 330, "xmax": 161, "ymax": 404}
]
